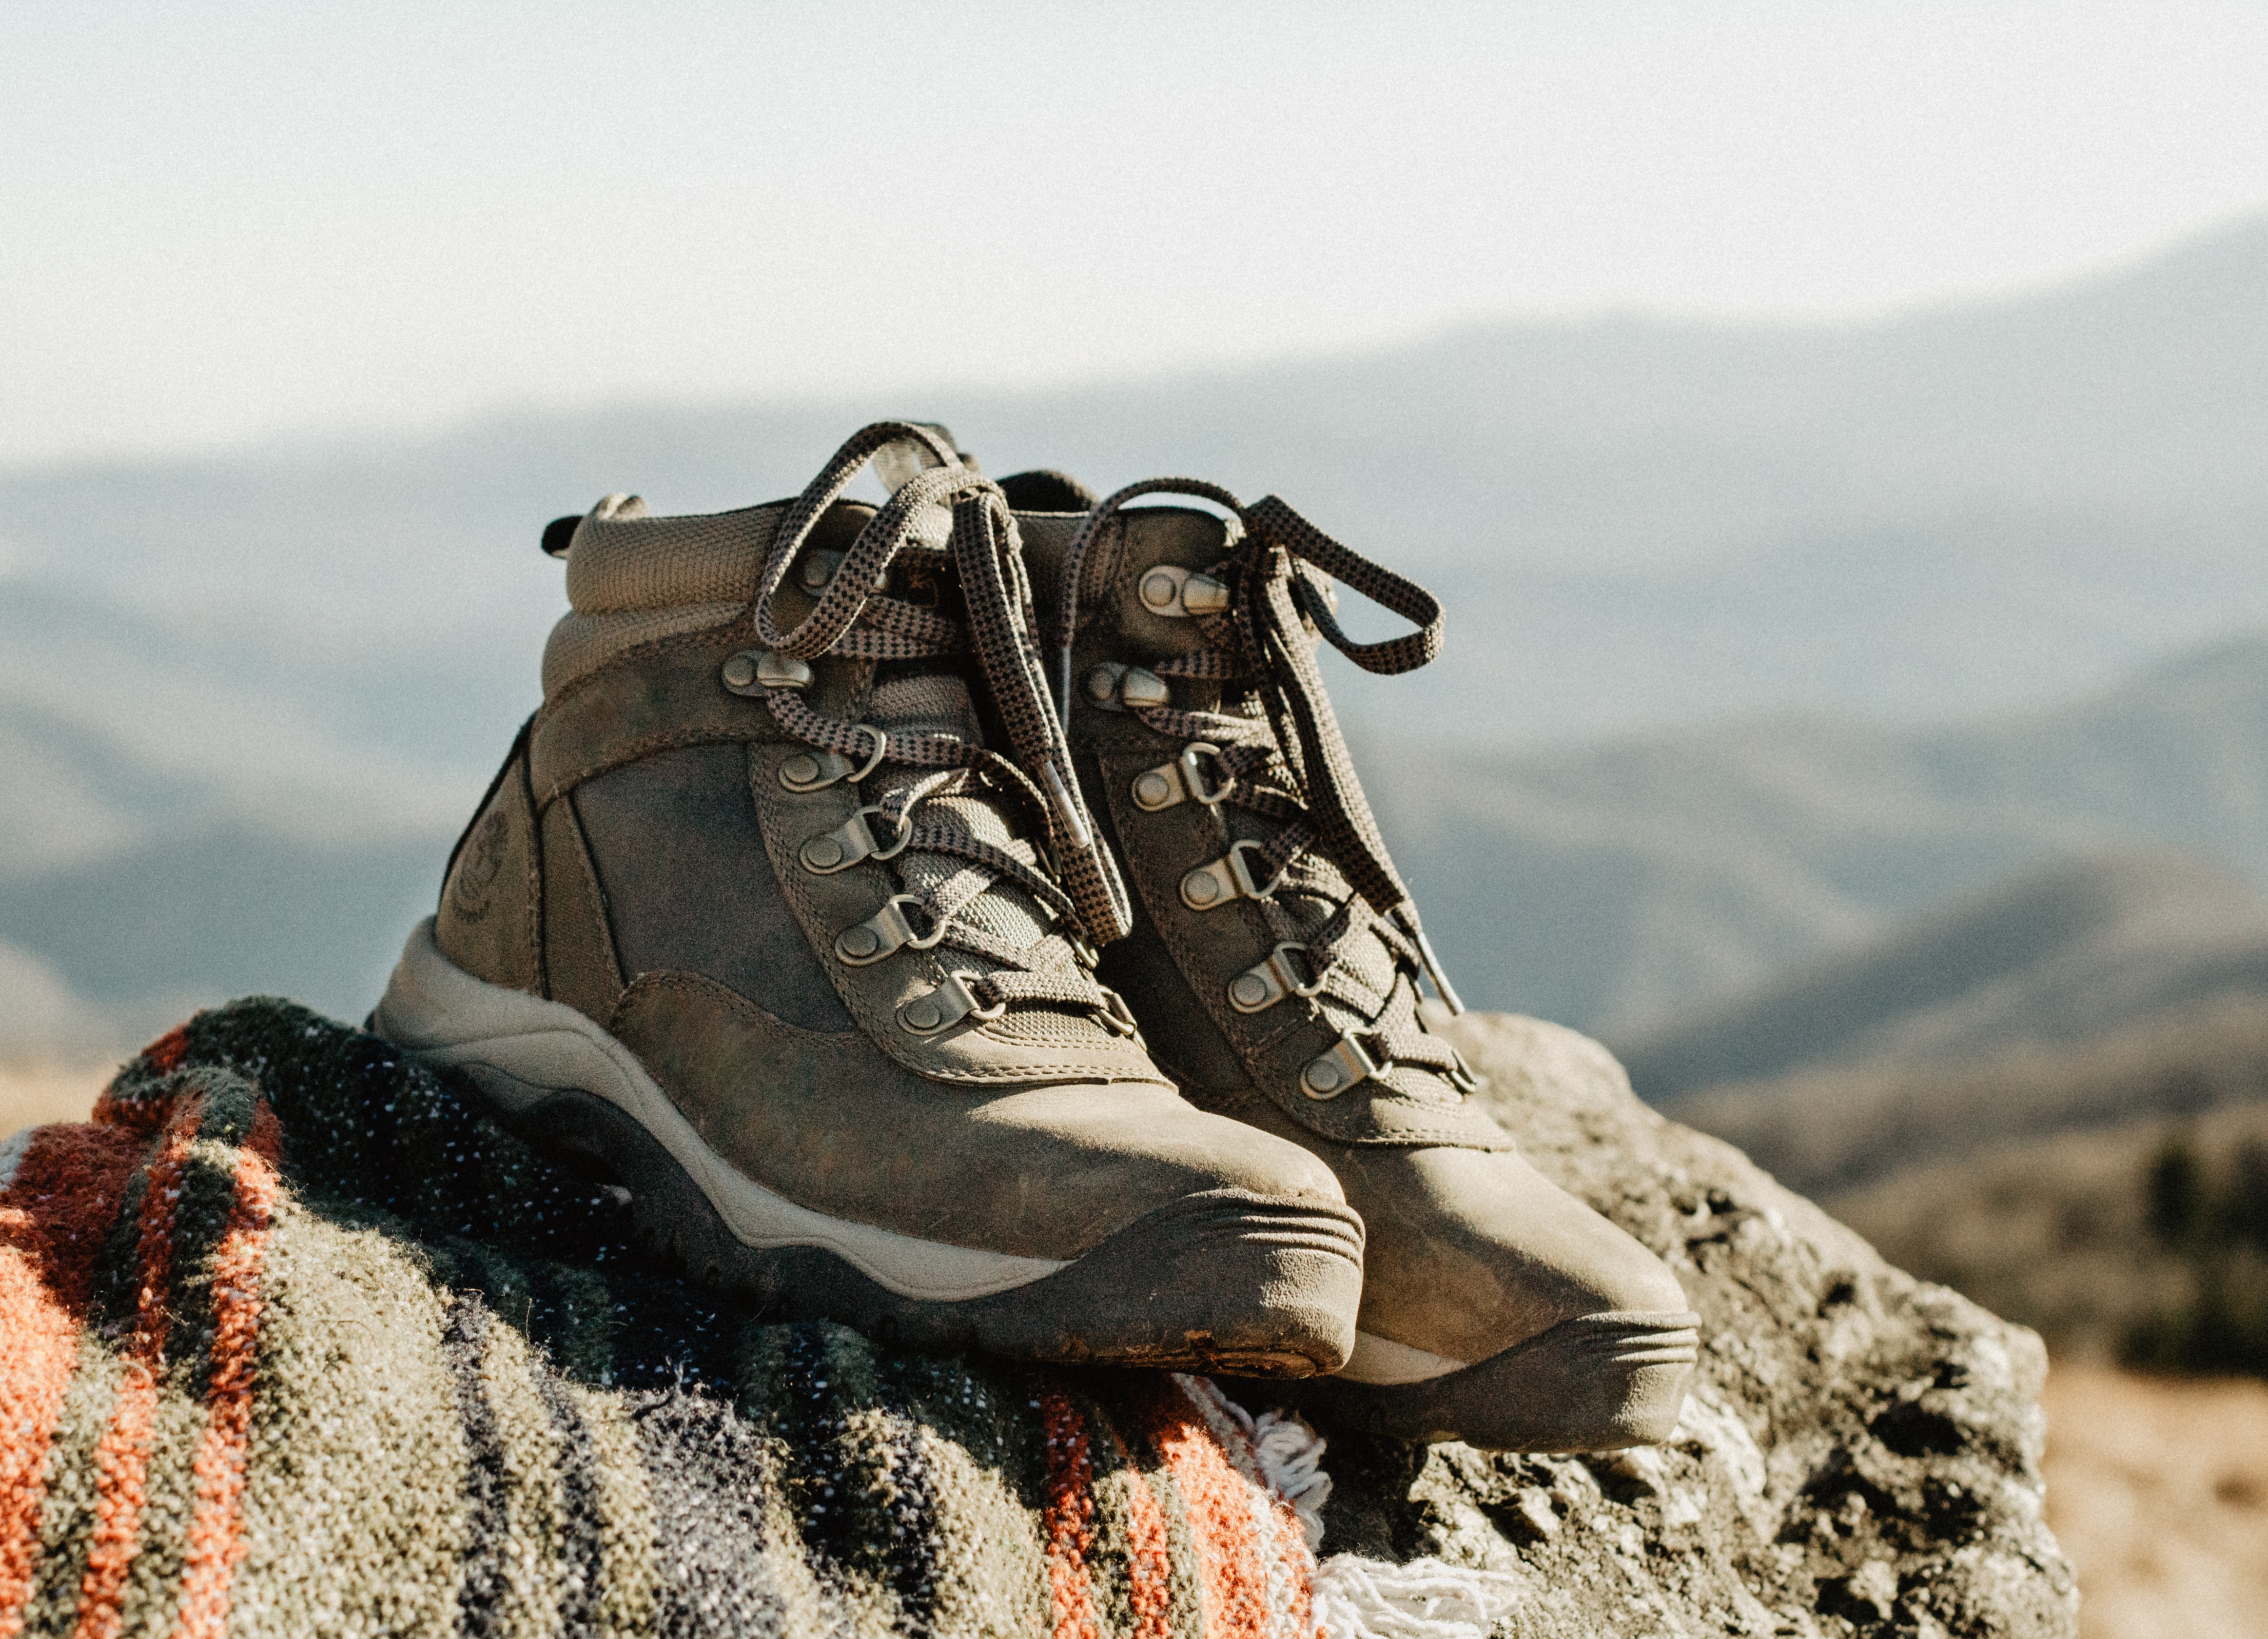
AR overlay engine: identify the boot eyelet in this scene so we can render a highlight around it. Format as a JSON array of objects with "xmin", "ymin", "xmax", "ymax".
[
  {"xmin": 722, "ymin": 650, "xmax": 812, "ymax": 695},
  {"xmin": 799, "ymin": 549, "xmax": 843, "ymax": 593},
  {"xmin": 1136, "ymin": 565, "xmax": 1230, "ymax": 618},
  {"xmin": 897, "ymin": 972, "xmax": 1006, "ymax": 1035},
  {"xmin": 1139, "ymin": 567, "xmax": 1184, "ymax": 612},
  {"xmin": 1119, "ymin": 668, "xmax": 1170, "ymax": 709},
  {"xmin": 802, "ymin": 806, "xmax": 912, "ymax": 874},
  {"xmin": 836, "ymin": 895, "xmax": 945, "ymax": 966},
  {"xmin": 1181, "ymin": 840, "xmax": 1277, "ymax": 910},
  {"xmin": 780, "ymin": 750, "xmax": 849, "ymax": 792},
  {"xmin": 1131, "ymin": 742, "xmax": 1229, "ymax": 812},
  {"xmin": 1301, "ymin": 1028, "xmax": 1389, "ymax": 1100},
  {"xmin": 1080, "ymin": 663, "xmax": 1167, "ymax": 711},
  {"xmin": 1132, "ymin": 768, "xmax": 1178, "ymax": 810},
  {"xmin": 1229, "ymin": 943, "xmax": 1326, "ymax": 1014}
]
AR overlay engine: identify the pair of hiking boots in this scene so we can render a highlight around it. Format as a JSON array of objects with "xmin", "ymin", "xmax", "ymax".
[{"xmin": 374, "ymin": 423, "xmax": 1698, "ymax": 1452}]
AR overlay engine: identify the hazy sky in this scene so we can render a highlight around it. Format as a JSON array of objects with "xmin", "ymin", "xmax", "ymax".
[{"xmin": 5, "ymin": 1, "xmax": 2266, "ymax": 468}]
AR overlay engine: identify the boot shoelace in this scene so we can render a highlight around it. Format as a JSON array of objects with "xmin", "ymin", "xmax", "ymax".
[
  {"xmin": 1053, "ymin": 479, "xmax": 1474, "ymax": 1093},
  {"xmin": 740, "ymin": 423, "xmax": 1136, "ymax": 1032}
]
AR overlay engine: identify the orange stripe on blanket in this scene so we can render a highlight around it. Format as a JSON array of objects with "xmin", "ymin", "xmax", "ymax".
[
  {"xmin": 1038, "ymin": 1382, "xmax": 1102, "ymax": 1639},
  {"xmin": 71, "ymin": 1098, "xmax": 205, "ymax": 1639},
  {"xmin": 0, "ymin": 1127, "xmax": 146, "ymax": 1639},
  {"xmin": 1173, "ymin": 1381, "xmax": 1320, "ymax": 1639},
  {"xmin": 172, "ymin": 1105, "xmax": 280, "ymax": 1639},
  {"xmin": 1144, "ymin": 1381, "xmax": 1271, "ymax": 1639},
  {"xmin": 1105, "ymin": 1423, "xmax": 1176, "ymax": 1639}
]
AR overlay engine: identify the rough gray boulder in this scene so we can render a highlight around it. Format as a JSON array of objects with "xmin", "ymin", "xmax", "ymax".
[{"xmin": 1298, "ymin": 1012, "xmax": 2079, "ymax": 1639}]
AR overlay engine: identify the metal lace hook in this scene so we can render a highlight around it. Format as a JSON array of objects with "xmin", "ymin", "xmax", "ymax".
[{"xmin": 846, "ymin": 725, "xmax": 889, "ymax": 785}]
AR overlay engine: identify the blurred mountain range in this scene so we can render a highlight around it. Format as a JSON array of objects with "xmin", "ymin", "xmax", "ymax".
[
  {"xmin": 1616, "ymin": 850, "xmax": 2268, "ymax": 1102},
  {"xmin": 4, "ymin": 210, "xmax": 2264, "ymax": 758},
  {"xmin": 1372, "ymin": 632, "xmax": 2268, "ymax": 1038},
  {"xmin": 1, "ymin": 213, "xmax": 2265, "ymax": 1059}
]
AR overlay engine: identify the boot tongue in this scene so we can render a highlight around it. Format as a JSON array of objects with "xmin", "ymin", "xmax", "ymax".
[
  {"xmin": 867, "ymin": 671, "xmax": 1053, "ymax": 954},
  {"xmin": 868, "ymin": 671, "xmax": 982, "ymax": 745}
]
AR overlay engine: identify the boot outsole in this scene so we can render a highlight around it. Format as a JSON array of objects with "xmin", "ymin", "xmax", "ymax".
[
  {"xmin": 374, "ymin": 919, "xmax": 1363, "ymax": 1375},
  {"xmin": 516, "ymin": 1080, "xmax": 1363, "ymax": 1374},
  {"xmin": 1245, "ymin": 1310, "xmax": 1701, "ymax": 1450}
]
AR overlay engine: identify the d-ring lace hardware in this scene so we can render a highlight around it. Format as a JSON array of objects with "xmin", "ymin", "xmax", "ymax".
[
  {"xmin": 801, "ymin": 806, "xmax": 913, "ymax": 874},
  {"xmin": 722, "ymin": 650, "xmax": 814, "ymax": 695},
  {"xmin": 1444, "ymin": 1046, "xmax": 1482, "ymax": 1094},
  {"xmin": 834, "ymin": 894, "xmax": 946, "ymax": 966},
  {"xmin": 1094, "ymin": 987, "xmax": 1141, "ymax": 1037},
  {"xmin": 1131, "ymin": 741, "xmax": 1233, "ymax": 812},
  {"xmin": 1081, "ymin": 662, "xmax": 1170, "ymax": 713},
  {"xmin": 1228, "ymin": 942, "xmax": 1331, "ymax": 1014},
  {"xmin": 1180, "ymin": 839, "xmax": 1280, "ymax": 911},
  {"xmin": 898, "ymin": 971, "xmax": 1008, "ymax": 1035},
  {"xmin": 778, "ymin": 726, "xmax": 889, "ymax": 794},
  {"xmin": 1301, "ymin": 1027, "xmax": 1392, "ymax": 1100},
  {"xmin": 1136, "ymin": 565, "xmax": 1232, "ymax": 618}
]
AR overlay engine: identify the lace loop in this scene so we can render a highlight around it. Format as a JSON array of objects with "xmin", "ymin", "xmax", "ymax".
[
  {"xmin": 745, "ymin": 425, "xmax": 1138, "ymax": 1030},
  {"xmin": 1049, "ymin": 476, "xmax": 1467, "ymax": 1024}
]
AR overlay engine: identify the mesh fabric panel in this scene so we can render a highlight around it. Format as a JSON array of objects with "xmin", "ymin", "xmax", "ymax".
[
  {"xmin": 567, "ymin": 505, "xmax": 786, "ymax": 614},
  {"xmin": 541, "ymin": 605, "xmax": 743, "ymax": 699}
]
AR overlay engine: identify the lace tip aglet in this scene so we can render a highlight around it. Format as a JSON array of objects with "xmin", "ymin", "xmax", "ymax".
[
  {"xmin": 1041, "ymin": 759, "xmax": 1092, "ymax": 851},
  {"xmin": 1401, "ymin": 909, "xmax": 1465, "ymax": 1016}
]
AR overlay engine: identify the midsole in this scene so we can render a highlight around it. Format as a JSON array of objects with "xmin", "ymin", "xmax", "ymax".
[
  {"xmin": 1343, "ymin": 1312, "xmax": 1703, "ymax": 1385},
  {"xmin": 372, "ymin": 919, "xmax": 1069, "ymax": 1303},
  {"xmin": 1341, "ymin": 1329, "xmax": 1470, "ymax": 1385}
]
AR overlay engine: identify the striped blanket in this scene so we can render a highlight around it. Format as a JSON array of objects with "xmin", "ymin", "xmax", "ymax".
[{"xmin": 0, "ymin": 1001, "xmax": 1375, "ymax": 1639}]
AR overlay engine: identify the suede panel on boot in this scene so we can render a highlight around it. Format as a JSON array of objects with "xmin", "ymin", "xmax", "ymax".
[
  {"xmin": 572, "ymin": 744, "xmax": 849, "ymax": 1032},
  {"xmin": 608, "ymin": 969, "xmax": 1344, "ymax": 1259},
  {"xmin": 538, "ymin": 790, "xmax": 626, "ymax": 1024}
]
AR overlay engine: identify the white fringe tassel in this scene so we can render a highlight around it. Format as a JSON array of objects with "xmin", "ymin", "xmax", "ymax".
[
  {"xmin": 1210, "ymin": 1384, "xmax": 1525, "ymax": 1639},
  {"xmin": 1312, "ymin": 1554, "xmax": 1526, "ymax": 1639},
  {"xmin": 1249, "ymin": 1410, "xmax": 1334, "ymax": 1551}
]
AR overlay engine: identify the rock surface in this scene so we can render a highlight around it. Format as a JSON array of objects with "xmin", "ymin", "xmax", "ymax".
[{"xmin": 1296, "ymin": 1012, "xmax": 2080, "ymax": 1638}]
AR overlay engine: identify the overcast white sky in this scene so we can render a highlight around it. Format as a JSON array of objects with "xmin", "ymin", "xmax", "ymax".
[{"xmin": 4, "ymin": 0, "xmax": 2266, "ymax": 469}]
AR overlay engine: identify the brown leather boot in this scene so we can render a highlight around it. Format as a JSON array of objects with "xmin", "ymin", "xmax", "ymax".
[
  {"xmin": 373, "ymin": 425, "xmax": 1364, "ymax": 1373},
  {"xmin": 1009, "ymin": 469, "xmax": 1698, "ymax": 1448}
]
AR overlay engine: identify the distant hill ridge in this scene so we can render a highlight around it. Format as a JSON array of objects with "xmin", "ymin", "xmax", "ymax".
[
  {"xmin": 1369, "ymin": 632, "xmax": 2268, "ymax": 1035},
  {"xmin": 1615, "ymin": 850, "xmax": 2268, "ymax": 1101},
  {"xmin": 1667, "ymin": 990, "xmax": 2268, "ymax": 1203}
]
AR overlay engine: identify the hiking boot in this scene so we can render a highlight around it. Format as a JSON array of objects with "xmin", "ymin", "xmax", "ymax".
[
  {"xmin": 1005, "ymin": 469, "xmax": 1698, "ymax": 1448},
  {"xmin": 373, "ymin": 425, "xmax": 1365, "ymax": 1374}
]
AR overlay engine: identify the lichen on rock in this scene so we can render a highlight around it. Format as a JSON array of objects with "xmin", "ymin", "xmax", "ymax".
[{"xmin": 1298, "ymin": 1013, "xmax": 2079, "ymax": 1639}]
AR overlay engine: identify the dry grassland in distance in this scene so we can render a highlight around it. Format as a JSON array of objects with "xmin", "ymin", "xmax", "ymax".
[
  {"xmin": 0, "ymin": 1061, "xmax": 110, "ymax": 1137},
  {"xmin": 2045, "ymin": 1365, "xmax": 2268, "ymax": 1639},
  {"xmin": 1828, "ymin": 1102, "xmax": 2268, "ymax": 1363}
]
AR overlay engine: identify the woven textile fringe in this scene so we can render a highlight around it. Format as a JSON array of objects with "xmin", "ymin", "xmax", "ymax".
[
  {"xmin": 1311, "ymin": 1559, "xmax": 1525, "ymax": 1639},
  {"xmin": 1194, "ymin": 1401, "xmax": 1523, "ymax": 1639}
]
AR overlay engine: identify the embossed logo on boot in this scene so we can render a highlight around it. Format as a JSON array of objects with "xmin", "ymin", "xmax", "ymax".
[{"xmin": 449, "ymin": 809, "xmax": 509, "ymax": 921}]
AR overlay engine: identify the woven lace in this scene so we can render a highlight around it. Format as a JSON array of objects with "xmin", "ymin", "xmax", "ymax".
[
  {"xmin": 746, "ymin": 423, "xmax": 1134, "ymax": 1022},
  {"xmin": 1053, "ymin": 480, "xmax": 1469, "ymax": 1080}
]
